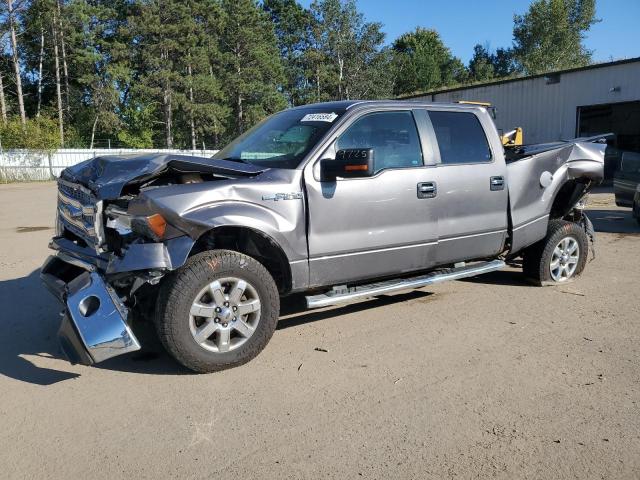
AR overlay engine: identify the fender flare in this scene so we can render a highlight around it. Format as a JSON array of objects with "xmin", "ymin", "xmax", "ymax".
[{"xmin": 177, "ymin": 201, "xmax": 303, "ymax": 261}]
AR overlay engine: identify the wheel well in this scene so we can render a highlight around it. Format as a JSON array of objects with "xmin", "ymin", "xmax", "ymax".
[
  {"xmin": 190, "ymin": 226, "xmax": 292, "ymax": 294},
  {"xmin": 550, "ymin": 180, "xmax": 588, "ymax": 219}
]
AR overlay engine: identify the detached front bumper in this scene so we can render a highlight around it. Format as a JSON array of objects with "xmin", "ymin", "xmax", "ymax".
[
  {"xmin": 41, "ymin": 232, "xmax": 194, "ymax": 365},
  {"xmin": 41, "ymin": 254, "xmax": 141, "ymax": 365}
]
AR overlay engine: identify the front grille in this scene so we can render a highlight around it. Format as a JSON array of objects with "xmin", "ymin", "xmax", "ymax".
[
  {"xmin": 59, "ymin": 180, "xmax": 94, "ymax": 205},
  {"xmin": 57, "ymin": 179, "xmax": 101, "ymax": 245}
]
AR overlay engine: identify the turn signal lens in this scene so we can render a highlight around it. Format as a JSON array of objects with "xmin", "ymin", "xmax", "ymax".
[
  {"xmin": 344, "ymin": 164, "xmax": 368, "ymax": 172},
  {"xmin": 146, "ymin": 214, "xmax": 167, "ymax": 239}
]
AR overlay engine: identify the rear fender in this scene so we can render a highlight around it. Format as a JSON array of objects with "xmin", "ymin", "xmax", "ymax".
[{"xmin": 507, "ymin": 141, "xmax": 604, "ymax": 254}]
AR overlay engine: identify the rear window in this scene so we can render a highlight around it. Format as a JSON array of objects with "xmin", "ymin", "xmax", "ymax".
[{"xmin": 429, "ymin": 111, "xmax": 492, "ymax": 164}]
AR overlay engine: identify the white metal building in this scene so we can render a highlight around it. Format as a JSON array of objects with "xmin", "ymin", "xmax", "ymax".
[{"xmin": 404, "ymin": 57, "xmax": 640, "ymax": 177}]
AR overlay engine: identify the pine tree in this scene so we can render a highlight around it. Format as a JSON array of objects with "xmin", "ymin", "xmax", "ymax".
[
  {"xmin": 65, "ymin": 0, "xmax": 130, "ymax": 148},
  {"xmin": 181, "ymin": 0, "xmax": 228, "ymax": 149},
  {"xmin": 392, "ymin": 28, "xmax": 468, "ymax": 96},
  {"xmin": 218, "ymin": 0, "xmax": 286, "ymax": 136},
  {"xmin": 263, "ymin": 0, "xmax": 314, "ymax": 106},
  {"xmin": 469, "ymin": 44, "xmax": 496, "ymax": 82},
  {"xmin": 129, "ymin": 0, "xmax": 192, "ymax": 148}
]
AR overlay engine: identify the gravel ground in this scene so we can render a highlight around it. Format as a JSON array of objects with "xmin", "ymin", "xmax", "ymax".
[{"xmin": 0, "ymin": 182, "xmax": 638, "ymax": 479}]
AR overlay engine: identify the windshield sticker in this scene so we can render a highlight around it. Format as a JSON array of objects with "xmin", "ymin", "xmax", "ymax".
[{"xmin": 301, "ymin": 112, "xmax": 338, "ymax": 123}]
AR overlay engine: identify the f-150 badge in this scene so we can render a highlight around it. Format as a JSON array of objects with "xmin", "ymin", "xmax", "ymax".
[{"xmin": 262, "ymin": 192, "xmax": 304, "ymax": 201}]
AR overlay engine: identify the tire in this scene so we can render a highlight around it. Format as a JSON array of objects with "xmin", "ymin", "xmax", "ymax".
[
  {"xmin": 633, "ymin": 199, "xmax": 640, "ymax": 226},
  {"xmin": 155, "ymin": 249, "xmax": 280, "ymax": 373},
  {"xmin": 522, "ymin": 220, "xmax": 589, "ymax": 286}
]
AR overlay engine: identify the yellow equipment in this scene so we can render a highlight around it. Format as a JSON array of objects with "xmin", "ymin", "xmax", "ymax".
[
  {"xmin": 500, "ymin": 127, "xmax": 524, "ymax": 147},
  {"xmin": 456, "ymin": 101, "xmax": 524, "ymax": 147}
]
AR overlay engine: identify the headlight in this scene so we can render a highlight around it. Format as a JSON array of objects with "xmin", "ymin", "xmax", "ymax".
[
  {"xmin": 131, "ymin": 213, "xmax": 167, "ymax": 241},
  {"xmin": 105, "ymin": 205, "xmax": 132, "ymax": 235},
  {"xmin": 106, "ymin": 202, "xmax": 173, "ymax": 242}
]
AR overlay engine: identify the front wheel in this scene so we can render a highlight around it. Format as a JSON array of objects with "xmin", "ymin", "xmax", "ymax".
[
  {"xmin": 522, "ymin": 220, "xmax": 589, "ymax": 286},
  {"xmin": 155, "ymin": 250, "xmax": 280, "ymax": 373}
]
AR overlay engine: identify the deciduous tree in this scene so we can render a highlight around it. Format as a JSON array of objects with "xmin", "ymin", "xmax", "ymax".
[{"xmin": 512, "ymin": 0, "xmax": 598, "ymax": 74}]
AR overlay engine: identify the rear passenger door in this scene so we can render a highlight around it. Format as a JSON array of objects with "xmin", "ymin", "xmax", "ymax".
[{"xmin": 426, "ymin": 109, "xmax": 509, "ymax": 264}]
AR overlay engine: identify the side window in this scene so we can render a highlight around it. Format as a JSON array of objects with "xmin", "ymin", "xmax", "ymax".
[
  {"xmin": 621, "ymin": 152, "xmax": 640, "ymax": 173},
  {"xmin": 429, "ymin": 111, "xmax": 492, "ymax": 164},
  {"xmin": 336, "ymin": 111, "xmax": 423, "ymax": 174}
]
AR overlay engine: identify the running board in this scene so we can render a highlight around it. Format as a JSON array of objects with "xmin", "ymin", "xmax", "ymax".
[{"xmin": 305, "ymin": 259, "xmax": 505, "ymax": 309}]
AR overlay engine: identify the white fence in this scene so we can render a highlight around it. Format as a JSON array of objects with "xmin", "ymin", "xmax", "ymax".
[{"xmin": 0, "ymin": 148, "xmax": 220, "ymax": 182}]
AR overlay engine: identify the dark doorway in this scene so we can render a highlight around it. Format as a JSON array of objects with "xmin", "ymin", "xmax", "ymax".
[{"xmin": 577, "ymin": 101, "xmax": 640, "ymax": 180}]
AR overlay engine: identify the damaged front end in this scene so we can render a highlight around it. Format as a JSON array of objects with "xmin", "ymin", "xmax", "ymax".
[
  {"xmin": 41, "ymin": 154, "xmax": 263, "ymax": 365},
  {"xmin": 41, "ymin": 255, "xmax": 140, "ymax": 365}
]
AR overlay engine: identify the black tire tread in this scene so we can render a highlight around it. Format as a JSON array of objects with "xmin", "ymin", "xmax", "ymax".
[
  {"xmin": 155, "ymin": 249, "xmax": 279, "ymax": 373},
  {"xmin": 522, "ymin": 219, "xmax": 589, "ymax": 286}
]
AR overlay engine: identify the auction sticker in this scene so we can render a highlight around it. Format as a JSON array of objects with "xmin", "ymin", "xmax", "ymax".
[{"xmin": 300, "ymin": 112, "xmax": 338, "ymax": 122}]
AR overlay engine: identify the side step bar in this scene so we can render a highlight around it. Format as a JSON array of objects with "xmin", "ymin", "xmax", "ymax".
[{"xmin": 305, "ymin": 259, "xmax": 505, "ymax": 309}]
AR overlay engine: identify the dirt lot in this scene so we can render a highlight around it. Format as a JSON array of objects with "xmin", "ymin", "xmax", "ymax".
[{"xmin": 0, "ymin": 182, "xmax": 638, "ymax": 479}]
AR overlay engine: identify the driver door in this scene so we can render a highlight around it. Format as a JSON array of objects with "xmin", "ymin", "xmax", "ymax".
[{"xmin": 303, "ymin": 109, "xmax": 439, "ymax": 287}]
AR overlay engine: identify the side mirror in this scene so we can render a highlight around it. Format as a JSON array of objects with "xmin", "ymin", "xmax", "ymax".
[{"xmin": 321, "ymin": 148, "xmax": 375, "ymax": 180}]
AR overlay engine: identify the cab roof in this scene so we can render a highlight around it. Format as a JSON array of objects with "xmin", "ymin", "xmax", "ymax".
[{"xmin": 289, "ymin": 99, "xmax": 489, "ymax": 113}]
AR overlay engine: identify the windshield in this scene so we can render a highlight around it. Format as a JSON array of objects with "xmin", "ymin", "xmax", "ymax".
[{"xmin": 213, "ymin": 108, "xmax": 344, "ymax": 169}]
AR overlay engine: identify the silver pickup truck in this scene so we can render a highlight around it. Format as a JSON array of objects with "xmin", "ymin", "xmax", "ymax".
[{"xmin": 41, "ymin": 100, "xmax": 605, "ymax": 372}]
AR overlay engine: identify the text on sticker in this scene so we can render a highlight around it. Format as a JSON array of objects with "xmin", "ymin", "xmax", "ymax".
[{"xmin": 301, "ymin": 112, "xmax": 338, "ymax": 123}]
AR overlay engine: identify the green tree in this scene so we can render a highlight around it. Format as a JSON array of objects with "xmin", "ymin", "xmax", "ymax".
[
  {"xmin": 492, "ymin": 47, "xmax": 519, "ymax": 77},
  {"xmin": 0, "ymin": 116, "xmax": 62, "ymax": 150},
  {"xmin": 127, "ymin": 0, "xmax": 229, "ymax": 149},
  {"xmin": 308, "ymin": 0, "xmax": 391, "ymax": 101},
  {"xmin": 180, "ymin": 1, "xmax": 229, "ymax": 149},
  {"xmin": 512, "ymin": 0, "xmax": 598, "ymax": 74},
  {"xmin": 116, "ymin": 101, "xmax": 154, "ymax": 148},
  {"xmin": 129, "ymin": 0, "xmax": 190, "ymax": 148},
  {"xmin": 469, "ymin": 44, "xmax": 496, "ymax": 82},
  {"xmin": 66, "ymin": 0, "xmax": 131, "ymax": 148},
  {"xmin": 18, "ymin": 0, "xmax": 73, "ymax": 145},
  {"xmin": 392, "ymin": 27, "xmax": 468, "ymax": 96},
  {"xmin": 468, "ymin": 44, "xmax": 519, "ymax": 82},
  {"xmin": 218, "ymin": 0, "xmax": 286, "ymax": 136},
  {"xmin": 263, "ymin": 0, "xmax": 314, "ymax": 106}
]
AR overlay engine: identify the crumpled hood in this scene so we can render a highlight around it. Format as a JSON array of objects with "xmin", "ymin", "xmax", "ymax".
[{"xmin": 60, "ymin": 153, "xmax": 264, "ymax": 199}]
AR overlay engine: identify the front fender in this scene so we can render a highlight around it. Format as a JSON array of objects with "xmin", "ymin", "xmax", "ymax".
[
  {"xmin": 130, "ymin": 170, "xmax": 308, "ymax": 264},
  {"xmin": 178, "ymin": 200, "xmax": 307, "ymax": 262}
]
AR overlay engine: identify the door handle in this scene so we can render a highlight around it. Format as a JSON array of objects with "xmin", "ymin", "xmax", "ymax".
[
  {"xmin": 490, "ymin": 176, "xmax": 505, "ymax": 191},
  {"xmin": 417, "ymin": 182, "xmax": 437, "ymax": 199}
]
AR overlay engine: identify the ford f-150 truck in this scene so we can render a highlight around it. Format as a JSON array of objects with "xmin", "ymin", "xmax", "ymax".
[{"xmin": 41, "ymin": 100, "xmax": 605, "ymax": 372}]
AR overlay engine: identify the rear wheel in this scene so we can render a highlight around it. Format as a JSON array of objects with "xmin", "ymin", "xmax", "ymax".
[
  {"xmin": 155, "ymin": 250, "xmax": 280, "ymax": 373},
  {"xmin": 523, "ymin": 220, "xmax": 589, "ymax": 285}
]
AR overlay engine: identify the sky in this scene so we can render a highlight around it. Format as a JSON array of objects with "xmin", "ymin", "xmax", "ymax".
[{"xmin": 297, "ymin": 0, "xmax": 639, "ymax": 64}]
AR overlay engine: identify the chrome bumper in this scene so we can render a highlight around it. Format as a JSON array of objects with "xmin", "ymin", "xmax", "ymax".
[{"xmin": 41, "ymin": 255, "xmax": 141, "ymax": 365}]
